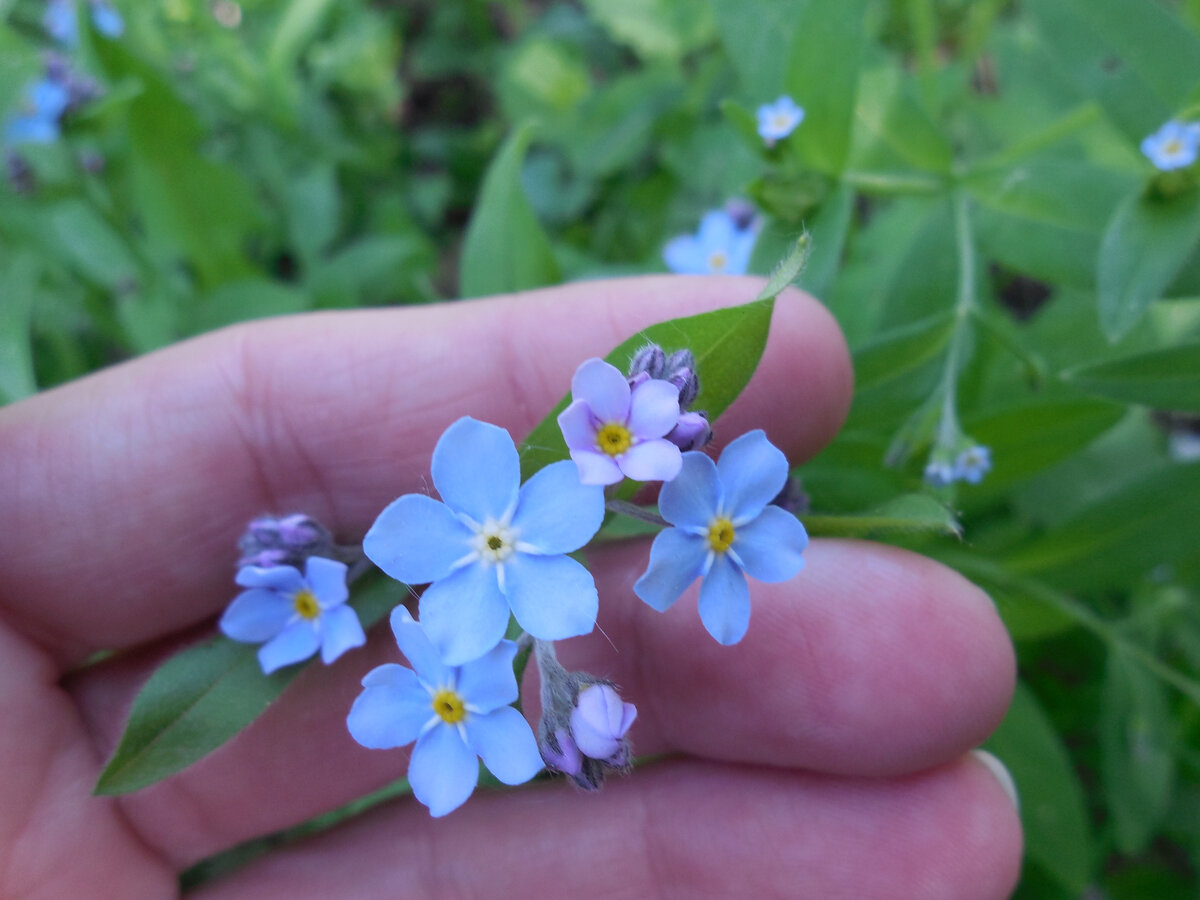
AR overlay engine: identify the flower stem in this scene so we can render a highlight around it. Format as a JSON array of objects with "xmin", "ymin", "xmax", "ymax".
[
  {"xmin": 605, "ymin": 498, "xmax": 669, "ymax": 528},
  {"xmin": 934, "ymin": 190, "xmax": 978, "ymax": 449}
]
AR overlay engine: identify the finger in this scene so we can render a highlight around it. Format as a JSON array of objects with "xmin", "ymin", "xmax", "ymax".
[
  {"xmin": 0, "ymin": 276, "xmax": 851, "ymax": 660},
  {"xmin": 188, "ymin": 757, "xmax": 1022, "ymax": 900},
  {"xmin": 71, "ymin": 541, "xmax": 1013, "ymax": 867}
]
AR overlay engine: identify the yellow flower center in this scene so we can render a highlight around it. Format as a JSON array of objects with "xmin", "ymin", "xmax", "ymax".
[
  {"xmin": 773, "ymin": 113, "xmax": 792, "ymax": 131},
  {"xmin": 708, "ymin": 250, "xmax": 728, "ymax": 272},
  {"xmin": 1165, "ymin": 138, "xmax": 1182, "ymax": 156},
  {"xmin": 596, "ymin": 422, "xmax": 632, "ymax": 456},
  {"xmin": 432, "ymin": 688, "xmax": 466, "ymax": 724},
  {"xmin": 292, "ymin": 589, "xmax": 320, "ymax": 620},
  {"xmin": 707, "ymin": 517, "xmax": 736, "ymax": 553}
]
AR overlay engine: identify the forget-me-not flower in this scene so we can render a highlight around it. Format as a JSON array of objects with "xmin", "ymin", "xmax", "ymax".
[
  {"xmin": 663, "ymin": 209, "xmax": 758, "ymax": 276},
  {"xmin": 220, "ymin": 557, "xmax": 366, "ymax": 674},
  {"xmin": 348, "ymin": 607, "xmax": 543, "ymax": 817},
  {"xmin": 633, "ymin": 430, "xmax": 808, "ymax": 644},
  {"xmin": 3, "ymin": 79, "xmax": 70, "ymax": 146},
  {"xmin": 1141, "ymin": 120, "xmax": 1200, "ymax": 171},
  {"xmin": 757, "ymin": 95, "xmax": 805, "ymax": 144},
  {"xmin": 953, "ymin": 444, "xmax": 992, "ymax": 484},
  {"xmin": 43, "ymin": 0, "xmax": 124, "ymax": 46},
  {"xmin": 365, "ymin": 416, "xmax": 605, "ymax": 665},
  {"xmin": 558, "ymin": 357, "xmax": 683, "ymax": 485}
]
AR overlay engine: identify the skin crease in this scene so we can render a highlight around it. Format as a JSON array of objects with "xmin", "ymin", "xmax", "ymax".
[{"xmin": 0, "ymin": 276, "xmax": 1022, "ymax": 898}]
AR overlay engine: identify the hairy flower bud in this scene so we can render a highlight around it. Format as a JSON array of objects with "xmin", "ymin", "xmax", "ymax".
[
  {"xmin": 770, "ymin": 474, "xmax": 810, "ymax": 514},
  {"xmin": 628, "ymin": 344, "xmax": 667, "ymax": 380},
  {"xmin": 665, "ymin": 411, "xmax": 713, "ymax": 452},
  {"xmin": 663, "ymin": 350, "xmax": 700, "ymax": 409},
  {"xmin": 535, "ymin": 640, "xmax": 637, "ymax": 791},
  {"xmin": 237, "ymin": 513, "xmax": 335, "ymax": 569}
]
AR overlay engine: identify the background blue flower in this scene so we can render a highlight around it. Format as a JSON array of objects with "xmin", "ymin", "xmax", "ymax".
[{"xmin": 662, "ymin": 209, "xmax": 758, "ymax": 276}]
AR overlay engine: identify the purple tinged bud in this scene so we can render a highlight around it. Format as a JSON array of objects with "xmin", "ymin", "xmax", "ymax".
[
  {"xmin": 666, "ymin": 411, "xmax": 712, "ymax": 452},
  {"xmin": 5, "ymin": 151, "xmax": 35, "ymax": 195},
  {"xmin": 278, "ymin": 513, "xmax": 328, "ymax": 548},
  {"xmin": 628, "ymin": 344, "xmax": 667, "ymax": 380},
  {"xmin": 663, "ymin": 350, "xmax": 700, "ymax": 410},
  {"xmin": 540, "ymin": 727, "xmax": 583, "ymax": 777},
  {"xmin": 626, "ymin": 371, "xmax": 651, "ymax": 390},
  {"xmin": 770, "ymin": 474, "xmax": 809, "ymax": 514},
  {"xmin": 724, "ymin": 198, "xmax": 758, "ymax": 231},
  {"xmin": 237, "ymin": 512, "xmax": 335, "ymax": 570},
  {"xmin": 570, "ymin": 684, "xmax": 638, "ymax": 764}
]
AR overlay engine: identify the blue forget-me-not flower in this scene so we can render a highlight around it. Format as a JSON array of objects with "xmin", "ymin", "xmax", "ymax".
[
  {"xmin": 3, "ymin": 79, "xmax": 70, "ymax": 146},
  {"xmin": 220, "ymin": 556, "xmax": 366, "ymax": 674},
  {"xmin": 365, "ymin": 416, "xmax": 605, "ymax": 665},
  {"xmin": 43, "ymin": 0, "xmax": 124, "ymax": 46},
  {"xmin": 633, "ymin": 430, "xmax": 808, "ymax": 644},
  {"xmin": 663, "ymin": 209, "xmax": 758, "ymax": 276},
  {"xmin": 1141, "ymin": 120, "xmax": 1200, "ymax": 171},
  {"xmin": 953, "ymin": 444, "xmax": 992, "ymax": 484},
  {"xmin": 347, "ymin": 607, "xmax": 543, "ymax": 817},
  {"xmin": 756, "ymin": 95, "xmax": 805, "ymax": 144}
]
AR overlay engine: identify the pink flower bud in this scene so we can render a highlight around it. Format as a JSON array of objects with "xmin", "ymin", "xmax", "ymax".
[
  {"xmin": 570, "ymin": 684, "xmax": 637, "ymax": 765},
  {"xmin": 666, "ymin": 411, "xmax": 713, "ymax": 452}
]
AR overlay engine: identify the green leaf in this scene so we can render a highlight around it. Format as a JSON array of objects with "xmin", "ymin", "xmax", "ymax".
[
  {"xmin": 582, "ymin": 0, "xmax": 716, "ymax": 63},
  {"xmin": 984, "ymin": 682, "xmax": 1094, "ymax": 894},
  {"xmin": 796, "ymin": 182, "xmax": 855, "ymax": 299},
  {"xmin": 95, "ymin": 573, "xmax": 402, "ymax": 795},
  {"xmin": 800, "ymin": 493, "xmax": 961, "ymax": 539},
  {"xmin": 1098, "ymin": 189, "xmax": 1200, "ymax": 341},
  {"xmin": 47, "ymin": 200, "xmax": 140, "ymax": 290},
  {"xmin": 1100, "ymin": 647, "xmax": 1176, "ymax": 854},
  {"xmin": 711, "ymin": 0, "xmax": 867, "ymax": 173},
  {"xmin": 459, "ymin": 123, "xmax": 561, "ymax": 299},
  {"xmin": 852, "ymin": 311, "xmax": 954, "ymax": 392},
  {"xmin": 0, "ymin": 251, "xmax": 39, "ymax": 404},
  {"xmin": 1062, "ymin": 342, "xmax": 1200, "ymax": 411},
  {"xmin": 520, "ymin": 295, "xmax": 780, "ymax": 479},
  {"xmin": 852, "ymin": 66, "xmax": 954, "ymax": 175}
]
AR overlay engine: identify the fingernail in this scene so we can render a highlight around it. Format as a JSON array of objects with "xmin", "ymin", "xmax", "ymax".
[{"xmin": 971, "ymin": 749, "xmax": 1019, "ymax": 811}]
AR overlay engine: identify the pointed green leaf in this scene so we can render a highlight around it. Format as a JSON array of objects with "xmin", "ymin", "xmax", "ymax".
[
  {"xmin": 95, "ymin": 573, "xmax": 402, "ymax": 795},
  {"xmin": 984, "ymin": 682, "xmax": 1094, "ymax": 894},
  {"xmin": 1062, "ymin": 342, "xmax": 1200, "ymax": 412},
  {"xmin": 852, "ymin": 311, "xmax": 954, "ymax": 392},
  {"xmin": 800, "ymin": 493, "xmax": 961, "ymax": 539},
  {"xmin": 459, "ymin": 123, "xmax": 562, "ymax": 299},
  {"xmin": 1098, "ymin": 188, "xmax": 1200, "ymax": 341}
]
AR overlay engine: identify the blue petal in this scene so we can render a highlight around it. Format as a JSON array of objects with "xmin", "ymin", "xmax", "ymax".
[
  {"xmin": 364, "ymin": 493, "xmax": 473, "ymax": 584},
  {"xmin": 727, "ymin": 226, "xmax": 758, "ymax": 276},
  {"xmin": 90, "ymin": 4, "xmax": 124, "ymax": 37},
  {"xmin": 390, "ymin": 606, "xmax": 452, "ymax": 684},
  {"xmin": 409, "ymin": 723, "xmax": 479, "ymax": 817},
  {"xmin": 697, "ymin": 210, "xmax": 737, "ymax": 252},
  {"xmin": 431, "ymin": 417, "xmax": 520, "ymax": 523},
  {"xmin": 319, "ymin": 605, "xmax": 366, "ymax": 663},
  {"xmin": 511, "ymin": 460, "xmax": 605, "ymax": 554},
  {"xmin": 418, "ymin": 563, "xmax": 511, "ymax": 665},
  {"xmin": 732, "ymin": 506, "xmax": 808, "ymax": 583},
  {"xmin": 658, "ymin": 452, "xmax": 720, "ymax": 527},
  {"xmin": 30, "ymin": 80, "xmax": 70, "ymax": 119},
  {"xmin": 305, "ymin": 556, "xmax": 349, "ymax": 607},
  {"xmin": 4, "ymin": 116, "xmax": 60, "ymax": 145},
  {"xmin": 569, "ymin": 448, "xmax": 623, "ymax": 485},
  {"xmin": 698, "ymin": 554, "xmax": 751, "ymax": 645},
  {"xmin": 619, "ymin": 438, "xmax": 682, "ymax": 482},
  {"xmin": 219, "ymin": 589, "xmax": 292, "ymax": 642},
  {"xmin": 663, "ymin": 235, "xmax": 707, "ymax": 274},
  {"xmin": 632, "ymin": 527, "xmax": 708, "ymax": 612},
  {"xmin": 236, "ymin": 565, "xmax": 305, "ymax": 592},
  {"xmin": 464, "ymin": 706, "xmax": 544, "ymax": 786},
  {"xmin": 571, "ymin": 358, "xmax": 631, "ymax": 424},
  {"xmin": 716, "ymin": 430, "xmax": 789, "ymax": 521},
  {"xmin": 257, "ymin": 620, "xmax": 320, "ymax": 673},
  {"xmin": 557, "ymin": 399, "xmax": 597, "ymax": 452},
  {"xmin": 346, "ymin": 664, "xmax": 432, "ymax": 749},
  {"xmin": 503, "ymin": 553, "xmax": 597, "ymax": 641},
  {"xmin": 457, "ymin": 640, "xmax": 519, "ymax": 712},
  {"xmin": 627, "ymin": 378, "xmax": 680, "ymax": 439}
]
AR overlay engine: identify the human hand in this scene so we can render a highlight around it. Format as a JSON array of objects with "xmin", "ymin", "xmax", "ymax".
[{"xmin": 0, "ymin": 277, "xmax": 1021, "ymax": 898}]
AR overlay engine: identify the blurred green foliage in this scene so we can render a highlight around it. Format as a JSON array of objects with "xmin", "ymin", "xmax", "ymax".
[{"xmin": 4, "ymin": 0, "xmax": 1200, "ymax": 895}]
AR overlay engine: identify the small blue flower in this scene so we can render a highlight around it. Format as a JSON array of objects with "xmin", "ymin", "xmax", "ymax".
[
  {"xmin": 365, "ymin": 417, "xmax": 606, "ymax": 665},
  {"xmin": 953, "ymin": 444, "xmax": 991, "ymax": 484},
  {"xmin": 923, "ymin": 459, "xmax": 955, "ymax": 487},
  {"xmin": 43, "ymin": 0, "xmax": 78, "ymax": 46},
  {"xmin": 220, "ymin": 557, "xmax": 365, "ymax": 674},
  {"xmin": 1141, "ymin": 120, "xmax": 1200, "ymax": 171},
  {"xmin": 89, "ymin": 0, "xmax": 124, "ymax": 38},
  {"xmin": 757, "ymin": 95, "xmax": 805, "ymax": 144},
  {"xmin": 663, "ymin": 210, "xmax": 758, "ymax": 276},
  {"xmin": 633, "ymin": 430, "xmax": 808, "ymax": 645},
  {"xmin": 3, "ymin": 79, "xmax": 70, "ymax": 146},
  {"xmin": 347, "ymin": 607, "xmax": 544, "ymax": 817}
]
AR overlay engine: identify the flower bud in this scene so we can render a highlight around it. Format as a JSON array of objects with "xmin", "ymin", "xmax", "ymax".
[
  {"xmin": 570, "ymin": 684, "xmax": 637, "ymax": 765},
  {"xmin": 237, "ymin": 513, "xmax": 334, "ymax": 569},
  {"xmin": 628, "ymin": 344, "xmax": 667, "ymax": 380},
  {"xmin": 663, "ymin": 350, "xmax": 700, "ymax": 409},
  {"xmin": 724, "ymin": 198, "xmax": 759, "ymax": 231},
  {"xmin": 770, "ymin": 474, "xmax": 810, "ymax": 514},
  {"xmin": 666, "ymin": 411, "xmax": 713, "ymax": 452},
  {"xmin": 923, "ymin": 460, "xmax": 955, "ymax": 487}
]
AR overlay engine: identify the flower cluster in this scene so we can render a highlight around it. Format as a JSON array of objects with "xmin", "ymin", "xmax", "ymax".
[
  {"xmin": 924, "ymin": 443, "xmax": 992, "ymax": 487},
  {"xmin": 1141, "ymin": 119, "xmax": 1200, "ymax": 172},
  {"xmin": 757, "ymin": 95, "xmax": 805, "ymax": 145},
  {"xmin": 663, "ymin": 207, "xmax": 759, "ymax": 276},
  {"xmin": 216, "ymin": 340, "xmax": 808, "ymax": 816}
]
